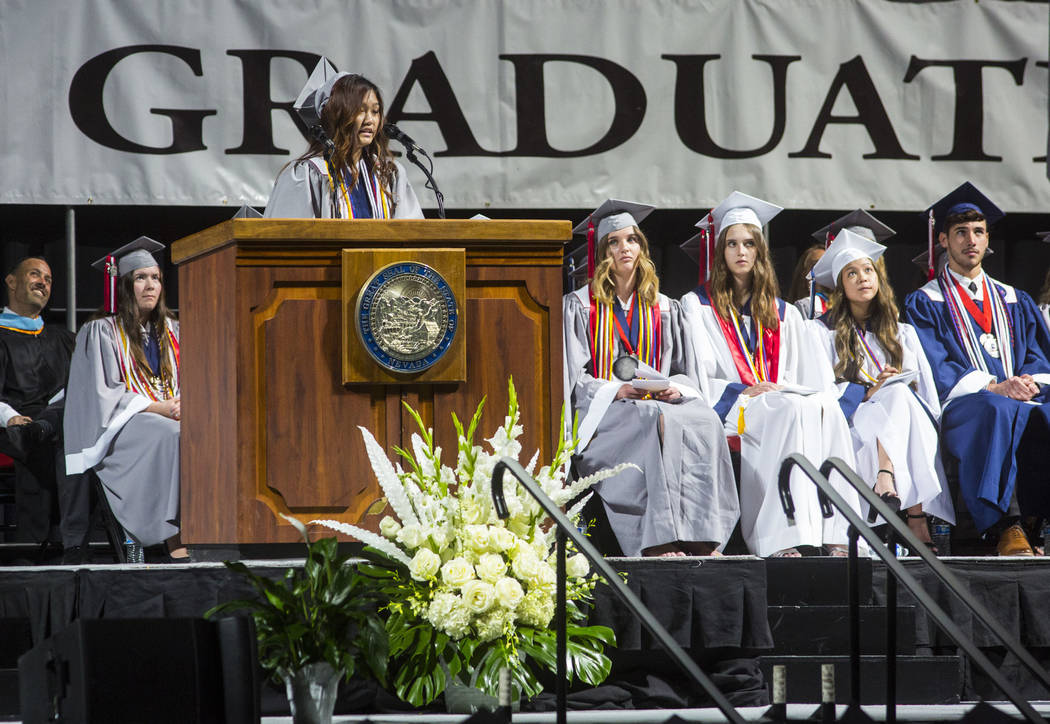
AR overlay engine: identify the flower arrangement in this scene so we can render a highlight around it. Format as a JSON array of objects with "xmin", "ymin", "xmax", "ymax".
[{"xmin": 312, "ymin": 379, "xmax": 627, "ymax": 706}]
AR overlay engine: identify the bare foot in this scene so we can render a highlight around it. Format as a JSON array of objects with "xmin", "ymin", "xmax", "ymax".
[
  {"xmin": 825, "ymin": 544, "xmax": 848, "ymax": 557},
  {"xmin": 168, "ymin": 546, "xmax": 190, "ymax": 559},
  {"xmin": 682, "ymin": 541, "xmax": 723, "ymax": 557},
  {"xmin": 769, "ymin": 547, "xmax": 801, "ymax": 558}
]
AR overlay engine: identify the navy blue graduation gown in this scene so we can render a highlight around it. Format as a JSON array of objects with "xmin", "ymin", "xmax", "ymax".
[{"xmin": 904, "ymin": 278, "xmax": 1050, "ymax": 532}]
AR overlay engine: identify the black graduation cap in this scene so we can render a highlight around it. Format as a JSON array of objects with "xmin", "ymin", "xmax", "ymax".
[{"xmin": 811, "ymin": 209, "xmax": 895, "ymax": 247}]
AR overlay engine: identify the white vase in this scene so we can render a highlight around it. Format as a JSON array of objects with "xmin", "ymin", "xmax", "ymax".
[{"xmin": 280, "ymin": 662, "xmax": 342, "ymax": 724}]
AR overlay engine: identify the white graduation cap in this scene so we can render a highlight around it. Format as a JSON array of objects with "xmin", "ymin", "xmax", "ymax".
[
  {"xmin": 90, "ymin": 236, "xmax": 165, "ymax": 278},
  {"xmin": 809, "ymin": 228, "xmax": 886, "ymax": 289},
  {"xmin": 709, "ymin": 191, "xmax": 782, "ymax": 239},
  {"xmin": 572, "ymin": 199, "xmax": 656, "ymax": 279},
  {"xmin": 294, "ymin": 57, "xmax": 351, "ymax": 129}
]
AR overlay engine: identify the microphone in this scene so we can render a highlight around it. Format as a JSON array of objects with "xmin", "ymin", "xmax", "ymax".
[{"xmin": 384, "ymin": 122, "xmax": 426, "ymax": 154}]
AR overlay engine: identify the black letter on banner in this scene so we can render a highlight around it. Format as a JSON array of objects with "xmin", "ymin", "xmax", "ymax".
[
  {"xmin": 498, "ymin": 54, "xmax": 645, "ymax": 157},
  {"xmin": 791, "ymin": 56, "xmax": 918, "ymax": 160},
  {"xmin": 663, "ymin": 54, "xmax": 800, "ymax": 158},
  {"xmin": 226, "ymin": 50, "xmax": 322, "ymax": 155},
  {"xmin": 903, "ymin": 56, "xmax": 1026, "ymax": 162},
  {"xmin": 386, "ymin": 51, "xmax": 498, "ymax": 157},
  {"xmin": 69, "ymin": 45, "xmax": 216, "ymax": 154},
  {"xmin": 1034, "ymin": 60, "xmax": 1047, "ymax": 164}
]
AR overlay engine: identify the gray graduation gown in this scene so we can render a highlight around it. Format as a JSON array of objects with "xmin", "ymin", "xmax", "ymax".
[
  {"xmin": 64, "ymin": 319, "xmax": 180, "ymax": 546},
  {"xmin": 563, "ymin": 287, "xmax": 739, "ymax": 556},
  {"xmin": 263, "ymin": 158, "xmax": 423, "ymax": 219}
]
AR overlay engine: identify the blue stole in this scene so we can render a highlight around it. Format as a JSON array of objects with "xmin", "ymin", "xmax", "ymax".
[
  {"xmin": 0, "ymin": 309, "xmax": 43, "ymax": 332},
  {"xmin": 349, "ymin": 176, "xmax": 374, "ymax": 219}
]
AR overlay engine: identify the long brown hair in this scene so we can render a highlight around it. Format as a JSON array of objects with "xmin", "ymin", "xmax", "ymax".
[
  {"xmin": 708, "ymin": 223, "xmax": 780, "ymax": 330},
  {"xmin": 89, "ymin": 269, "xmax": 178, "ymax": 387},
  {"xmin": 826, "ymin": 257, "xmax": 902, "ymax": 383},
  {"xmin": 1038, "ymin": 267, "xmax": 1050, "ymax": 306},
  {"xmin": 590, "ymin": 226, "xmax": 660, "ymax": 306},
  {"xmin": 298, "ymin": 74, "xmax": 396, "ymax": 195},
  {"xmin": 788, "ymin": 244, "xmax": 829, "ymax": 303}
]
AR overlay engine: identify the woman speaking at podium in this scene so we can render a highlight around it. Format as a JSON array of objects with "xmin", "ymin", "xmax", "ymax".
[{"xmin": 264, "ymin": 58, "xmax": 424, "ymax": 220}]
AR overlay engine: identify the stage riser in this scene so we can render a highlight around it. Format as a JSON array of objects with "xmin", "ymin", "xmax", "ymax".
[
  {"xmin": 768, "ymin": 605, "xmax": 917, "ymax": 655},
  {"xmin": 759, "ymin": 656, "xmax": 964, "ymax": 705},
  {"xmin": 765, "ymin": 557, "xmax": 873, "ymax": 605}
]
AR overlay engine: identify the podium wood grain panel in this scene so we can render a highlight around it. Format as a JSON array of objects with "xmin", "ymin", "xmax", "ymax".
[{"xmin": 173, "ymin": 219, "xmax": 568, "ymax": 545}]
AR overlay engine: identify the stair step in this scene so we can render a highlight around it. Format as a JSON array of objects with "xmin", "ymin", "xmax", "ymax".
[
  {"xmin": 0, "ymin": 618, "xmax": 32, "ymax": 668},
  {"xmin": 766, "ymin": 557, "xmax": 873, "ymax": 605},
  {"xmin": 759, "ymin": 655, "xmax": 962, "ymax": 705},
  {"xmin": 0, "ymin": 668, "xmax": 17, "ymax": 718},
  {"xmin": 768, "ymin": 605, "xmax": 917, "ymax": 655}
]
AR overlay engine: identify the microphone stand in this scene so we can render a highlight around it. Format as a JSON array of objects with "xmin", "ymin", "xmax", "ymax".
[{"xmin": 403, "ymin": 146, "xmax": 446, "ymax": 219}]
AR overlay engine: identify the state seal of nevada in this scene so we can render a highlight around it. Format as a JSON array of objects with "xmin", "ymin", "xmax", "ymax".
[{"xmin": 356, "ymin": 262, "xmax": 458, "ymax": 372}]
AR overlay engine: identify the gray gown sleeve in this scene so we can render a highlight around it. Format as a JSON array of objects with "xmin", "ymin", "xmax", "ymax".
[
  {"xmin": 663, "ymin": 297, "xmax": 707, "ymax": 400},
  {"xmin": 563, "ymin": 293, "xmax": 612, "ymax": 412},
  {"xmin": 391, "ymin": 160, "xmax": 424, "ymax": 219},
  {"xmin": 263, "ymin": 161, "xmax": 327, "ymax": 218}
]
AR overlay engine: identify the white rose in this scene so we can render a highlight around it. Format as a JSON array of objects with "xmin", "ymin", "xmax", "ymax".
[
  {"xmin": 566, "ymin": 553, "xmax": 590, "ymax": 579},
  {"xmin": 379, "ymin": 516, "xmax": 401, "ymax": 539},
  {"xmin": 464, "ymin": 525, "xmax": 491, "ymax": 552},
  {"xmin": 397, "ymin": 524, "xmax": 426, "ymax": 550},
  {"xmin": 476, "ymin": 553, "xmax": 508, "ymax": 583},
  {"xmin": 494, "ymin": 577, "xmax": 525, "ymax": 609},
  {"xmin": 409, "ymin": 548, "xmax": 442, "ymax": 581},
  {"xmin": 491, "ymin": 527, "xmax": 516, "ymax": 552},
  {"xmin": 461, "ymin": 579, "xmax": 496, "ymax": 614},
  {"xmin": 441, "ymin": 557, "xmax": 476, "ymax": 588},
  {"xmin": 511, "ymin": 548, "xmax": 541, "ymax": 582},
  {"xmin": 529, "ymin": 561, "xmax": 557, "ymax": 591}
]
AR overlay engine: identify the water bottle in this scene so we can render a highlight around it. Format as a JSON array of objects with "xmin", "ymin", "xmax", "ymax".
[
  {"xmin": 124, "ymin": 536, "xmax": 144, "ymax": 564},
  {"xmin": 930, "ymin": 518, "xmax": 951, "ymax": 557}
]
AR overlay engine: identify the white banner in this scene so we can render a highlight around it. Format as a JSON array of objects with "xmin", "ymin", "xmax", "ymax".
[{"xmin": 0, "ymin": 0, "xmax": 1046, "ymax": 211}]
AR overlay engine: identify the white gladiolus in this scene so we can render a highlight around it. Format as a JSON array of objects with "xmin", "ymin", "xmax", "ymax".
[
  {"xmin": 464, "ymin": 524, "xmax": 491, "ymax": 552},
  {"xmin": 491, "ymin": 526, "xmax": 516, "ymax": 552},
  {"xmin": 409, "ymin": 548, "xmax": 442, "ymax": 581}
]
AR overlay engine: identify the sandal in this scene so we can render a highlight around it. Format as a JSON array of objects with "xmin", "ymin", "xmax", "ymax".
[
  {"xmin": 868, "ymin": 468, "xmax": 902, "ymax": 523},
  {"xmin": 824, "ymin": 544, "xmax": 849, "ymax": 557},
  {"xmin": 769, "ymin": 547, "xmax": 802, "ymax": 558}
]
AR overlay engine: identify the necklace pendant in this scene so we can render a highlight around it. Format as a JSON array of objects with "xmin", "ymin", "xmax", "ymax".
[{"xmin": 979, "ymin": 332, "xmax": 1000, "ymax": 358}]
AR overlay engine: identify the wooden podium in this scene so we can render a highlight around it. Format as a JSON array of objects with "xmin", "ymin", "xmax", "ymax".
[{"xmin": 171, "ymin": 219, "xmax": 569, "ymax": 545}]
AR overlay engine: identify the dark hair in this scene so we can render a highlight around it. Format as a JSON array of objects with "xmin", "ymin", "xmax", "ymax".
[
  {"xmin": 298, "ymin": 74, "xmax": 396, "ymax": 196},
  {"xmin": 89, "ymin": 269, "xmax": 177, "ymax": 387},
  {"xmin": 941, "ymin": 208, "xmax": 985, "ymax": 235},
  {"xmin": 7, "ymin": 256, "xmax": 49, "ymax": 278},
  {"xmin": 788, "ymin": 245, "xmax": 827, "ymax": 302}
]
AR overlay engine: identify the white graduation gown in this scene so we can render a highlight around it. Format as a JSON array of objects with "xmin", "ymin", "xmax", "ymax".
[
  {"xmin": 681, "ymin": 288, "xmax": 862, "ymax": 556},
  {"xmin": 808, "ymin": 319, "xmax": 955, "ymax": 524},
  {"xmin": 564, "ymin": 286, "xmax": 739, "ymax": 556}
]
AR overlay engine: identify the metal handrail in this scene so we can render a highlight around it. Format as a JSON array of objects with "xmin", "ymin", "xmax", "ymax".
[
  {"xmin": 491, "ymin": 457, "xmax": 746, "ymax": 724},
  {"xmin": 778, "ymin": 453, "xmax": 1048, "ymax": 724}
]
